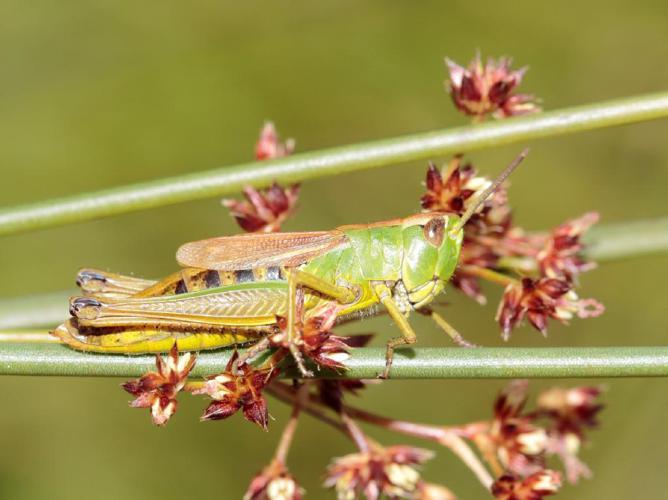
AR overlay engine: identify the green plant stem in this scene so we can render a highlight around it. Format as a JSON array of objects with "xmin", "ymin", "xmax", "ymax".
[
  {"xmin": 1, "ymin": 343, "xmax": 668, "ymax": 378},
  {"xmin": 2, "ymin": 215, "xmax": 666, "ymax": 331},
  {"xmin": 0, "ymin": 290, "xmax": 72, "ymax": 330},
  {"xmin": 585, "ymin": 216, "xmax": 668, "ymax": 261},
  {"xmin": 1, "ymin": 92, "xmax": 668, "ymax": 236}
]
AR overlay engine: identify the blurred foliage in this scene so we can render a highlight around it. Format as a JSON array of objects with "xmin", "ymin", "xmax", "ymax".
[{"xmin": 1, "ymin": 1, "xmax": 667, "ymax": 498}]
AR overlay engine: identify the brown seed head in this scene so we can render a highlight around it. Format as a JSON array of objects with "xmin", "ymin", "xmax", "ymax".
[
  {"xmin": 122, "ymin": 343, "xmax": 196, "ymax": 426},
  {"xmin": 496, "ymin": 277, "xmax": 604, "ymax": 340},
  {"xmin": 223, "ymin": 122, "xmax": 298, "ymax": 233},
  {"xmin": 324, "ymin": 445, "xmax": 434, "ymax": 500},
  {"xmin": 255, "ymin": 121, "xmax": 295, "ymax": 160},
  {"xmin": 223, "ymin": 182, "xmax": 300, "ymax": 233},
  {"xmin": 445, "ymin": 54, "xmax": 540, "ymax": 119},
  {"xmin": 536, "ymin": 386, "xmax": 604, "ymax": 484},
  {"xmin": 192, "ymin": 352, "xmax": 278, "ymax": 430},
  {"xmin": 489, "ymin": 381, "xmax": 547, "ymax": 476},
  {"xmin": 245, "ymin": 460, "xmax": 303, "ymax": 500},
  {"xmin": 537, "ymin": 386, "xmax": 603, "ymax": 438},
  {"xmin": 491, "ymin": 470, "xmax": 561, "ymax": 500},
  {"xmin": 537, "ymin": 212, "xmax": 599, "ymax": 281}
]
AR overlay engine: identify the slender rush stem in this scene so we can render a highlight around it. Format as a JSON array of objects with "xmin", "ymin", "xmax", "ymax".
[
  {"xmin": 274, "ymin": 383, "xmax": 308, "ymax": 464},
  {"xmin": 459, "ymin": 265, "xmax": 518, "ymax": 287},
  {"xmin": 1, "ymin": 92, "xmax": 668, "ymax": 236},
  {"xmin": 341, "ymin": 411, "xmax": 371, "ymax": 453},
  {"xmin": 0, "ymin": 331, "xmax": 59, "ymax": 343},
  {"xmin": 2, "ymin": 343, "xmax": 668, "ymax": 378},
  {"xmin": 585, "ymin": 216, "xmax": 668, "ymax": 261},
  {"xmin": 0, "ymin": 290, "xmax": 72, "ymax": 330}
]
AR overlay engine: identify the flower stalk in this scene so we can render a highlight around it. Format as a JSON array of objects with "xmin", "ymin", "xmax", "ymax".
[
  {"xmin": 274, "ymin": 383, "xmax": 308, "ymax": 463},
  {"xmin": 340, "ymin": 404, "xmax": 494, "ymax": 489}
]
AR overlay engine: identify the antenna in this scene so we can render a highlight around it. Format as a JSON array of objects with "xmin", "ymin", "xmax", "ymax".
[{"xmin": 450, "ymin": 148, "xmax": 529, "ymax": 235}]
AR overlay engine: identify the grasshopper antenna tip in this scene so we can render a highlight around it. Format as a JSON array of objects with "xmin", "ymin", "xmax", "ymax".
[{"xmin": 451, "ymin": 148, "xmax": 529, "ymax": 235}]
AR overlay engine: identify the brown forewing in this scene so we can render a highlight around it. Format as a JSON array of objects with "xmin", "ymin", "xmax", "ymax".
[{"xmin": 176, "ymin": 231, "xmax": 348, "ymax": 270}]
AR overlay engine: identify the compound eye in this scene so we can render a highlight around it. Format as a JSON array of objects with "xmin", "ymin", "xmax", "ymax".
[{"xmin": 423, "ymin": 217, "xmax": 445, "ymax": 247}]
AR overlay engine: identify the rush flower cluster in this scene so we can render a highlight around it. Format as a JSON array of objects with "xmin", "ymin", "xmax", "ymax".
[
  {"xmin": 496, "ymin": 277, "xmax": 604, "ymax": 340},
  {"xmin": 122, "ymin": 343, "xmax": 195, "ymax": 426},
  {"xmin": 537, "ymin": 212, "xmax": 600, "ymax": 281},
  {"xmin": 495, "ymin": 213, "xmax": 605, "ymax": 338},
  {"xmin": 535, "ymin": 386, "xmax": 604, "ymax": 483},
  {"xmin": 457, "ymin": 380, "xmax": 603, "ymax": 498},
  {"xmin": 122, "ymin": 345, "xmax": 280, "ymax": 430},
  {"xmin": 248, "ymin": 379, "xmax": 600, "ymax": 498},
  {"xmin": 245, "ymin": 460, "xmax": 303, "ymax": 500},
  {"xmin": 421, "ymin": 156, "xmax": 604, "ymax": 339},
  {"xmin": 491, "ymin": 470, "xmax": 561, "ymax": 500},
  {"xmin": 120, "ymin": 349, "xmax": 605, "ymax": 498},
  {"xmin": 487, "ymin": 381, "xmax": 548, "ymax": 476},
  {"xmin": 434, "ymin": 56, "xmax": 602, "ymax": 339},
  {"xmin": 192, "ymin": 352, "xmax": 279, "ymax": 430},
  {"xmin": 255, "ymin": 121, "xmax": 295, "ymax": 160},
  {"xmin": 445, "ymin": 53, "xmax": 540, "ymax": 120},
  {"xmin": 324, "ymin": 445, "xmax": 434, "ymax": 500}
]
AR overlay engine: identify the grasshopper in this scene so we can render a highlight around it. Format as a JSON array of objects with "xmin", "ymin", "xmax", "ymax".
[{"xmin": 53, "ymin": 151, "xmax": 527, "ymax": 378}]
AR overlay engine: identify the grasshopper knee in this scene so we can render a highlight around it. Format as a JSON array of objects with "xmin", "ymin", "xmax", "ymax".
[{"xmin": 69, "ymin": 297, "xmax": 102, "ymax": 320}]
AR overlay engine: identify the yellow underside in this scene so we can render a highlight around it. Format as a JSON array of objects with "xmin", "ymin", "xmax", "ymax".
[{"xmin": 52, "ymin": 320, "xmax": 265, "ymax": 354}]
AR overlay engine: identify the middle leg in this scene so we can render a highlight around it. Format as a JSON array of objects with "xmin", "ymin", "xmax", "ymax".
[
  {"xmin": 373, "ymin": 283, "xmax": 417, "ymax": 379},
  {"xmin": 285, "ymin": 268, "xmax": 357, "ymax": 377}
]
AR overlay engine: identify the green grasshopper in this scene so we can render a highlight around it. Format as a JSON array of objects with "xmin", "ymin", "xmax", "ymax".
[{"xmin": 54, "ymin": 151, "xmax": 527, "ymax": 377}]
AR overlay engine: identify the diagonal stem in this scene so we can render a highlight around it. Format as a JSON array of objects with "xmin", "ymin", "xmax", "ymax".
[
  {"xmin": 341, "ymin": 404, "xmax": 493, "ymax": 488},
  {"xmin": 1, "ymin": 92, "xmax": 668, "ymax": 236}
]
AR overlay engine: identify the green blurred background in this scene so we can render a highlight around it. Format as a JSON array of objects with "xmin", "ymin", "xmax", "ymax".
[{"xmin": 1, "ymin": 1, "xmax": 667, "ymax": 498}]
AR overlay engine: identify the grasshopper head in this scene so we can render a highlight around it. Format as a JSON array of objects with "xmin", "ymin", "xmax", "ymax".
[
  {"xmin": 398, "ymin": 150, "xmax": 528, "ymax": 309},
  {"xmin": 400, "ymin": 213, "xmax": 463, "ymax": 308}
]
